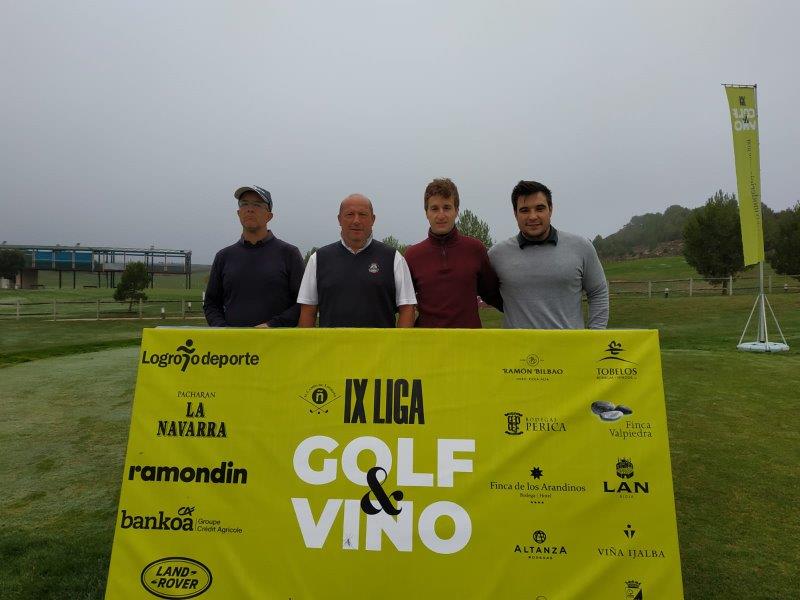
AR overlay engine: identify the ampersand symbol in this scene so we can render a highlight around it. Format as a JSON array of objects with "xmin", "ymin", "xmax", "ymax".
[{"xmin": 360, "ymin": 466, "xmax": 403, "ymax": 516}]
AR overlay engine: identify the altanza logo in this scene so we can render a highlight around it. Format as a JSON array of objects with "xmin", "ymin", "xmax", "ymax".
[{"xmin": 140, "ymin": 339, "xmax": 260, "ymax": 373}]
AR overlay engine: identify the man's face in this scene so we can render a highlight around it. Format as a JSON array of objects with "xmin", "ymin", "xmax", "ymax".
[
  {"xmin": 237, "ymin": 191, "xmax": 272, "ymax": 232},
  {"xmin": 425, "ymin": 195, "xmax": 458, "ymax": 235},
  {"xmin": 338, "ymin": 196, "xmax": 375, "ymax": 248},
  {"xmin": 515, "ymin": 192, "xmax": 552, "ymax": 240}
]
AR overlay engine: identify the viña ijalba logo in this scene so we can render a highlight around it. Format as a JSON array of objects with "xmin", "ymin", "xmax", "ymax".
[
  {"xmin": 140, "ymin": 556, "xmax": 212, "ymax": 599},
  {"xmin": 141, "ymin": 339, "xmax": 260, "ymax": 373}
]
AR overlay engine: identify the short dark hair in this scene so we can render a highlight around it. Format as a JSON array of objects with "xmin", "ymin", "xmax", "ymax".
[
  {"xmin": 424, "ymin": 178, "xmax": 460, "ymax": 210},
  {"xmin": 511, "ymin": 180, "xmax": 552, "ymax": 211}
]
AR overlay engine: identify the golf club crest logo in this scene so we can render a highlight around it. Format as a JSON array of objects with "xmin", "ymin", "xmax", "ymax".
[
  {"xmin": 300, "ymin": 384, "xmax": 340, "ymax": 414},
  {"xmin": 596, "ymin": 340, "xmax": 638, "ymax": 380},
  {"xmin": 368, "ymin": 262, "xmax": 380, "ymax": 274}
]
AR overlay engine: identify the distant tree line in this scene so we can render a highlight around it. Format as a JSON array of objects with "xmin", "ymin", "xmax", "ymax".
[
  {"xmin": 301, "ymin": 209, "xmax": 494, "ymax": 260},
  {"xmin": 592, "ymin": 205, "xmax": 692, "ymax": 258},
  {"xmin": 593, "ymin": 191, "xmax": 800, "ymax": 291}
]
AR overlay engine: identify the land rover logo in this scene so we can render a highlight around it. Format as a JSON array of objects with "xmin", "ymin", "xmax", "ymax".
[{"xmin": 140, "ymin": 557, "xmax": 212, "ymax": 599}]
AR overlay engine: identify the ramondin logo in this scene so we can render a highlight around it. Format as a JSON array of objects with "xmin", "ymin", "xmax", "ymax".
[
  {"xmin": 120, "ymin": 506, "xmax": 195, "ymax": 531},
  {"xmin": 140, "ymin": 339, "xmax": 260, "ymax": 373},
  {"xmin": 140, "ymin": 556, "xmax": 212, "ymax": 599},
  {"xmin": 127, "ymin": 461, "xmax": 248, "ymax": 485}
]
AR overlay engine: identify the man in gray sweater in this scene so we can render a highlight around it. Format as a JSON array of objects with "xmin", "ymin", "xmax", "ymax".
[{"xmin": 489, "ymin": 180, "xmax": 608, "ymax": 329}]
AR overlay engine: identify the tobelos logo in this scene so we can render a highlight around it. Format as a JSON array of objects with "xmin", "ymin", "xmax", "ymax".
[
  {"xmin": 141, "ymin": 339, "xmax": 260, "ymax": 373},
  {"xmin": 140, "ymin": 556, "xmax": 212, "ymax": 599}
]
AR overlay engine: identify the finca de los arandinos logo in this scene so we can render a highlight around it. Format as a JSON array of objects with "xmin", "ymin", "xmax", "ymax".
[{"xmin": 140, "ymin": 339, "xmax": 260, "ymax": 372}]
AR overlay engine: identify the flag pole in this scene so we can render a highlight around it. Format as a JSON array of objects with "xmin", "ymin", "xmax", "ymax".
[{"xmin": 725, "ymin": 83, "xmax": 789, "ymax": 352}]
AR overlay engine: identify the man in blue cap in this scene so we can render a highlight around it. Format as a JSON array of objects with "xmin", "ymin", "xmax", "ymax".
[{"xmin": 204, "ymin": 186, "xmax": 305, "ymax": 327}]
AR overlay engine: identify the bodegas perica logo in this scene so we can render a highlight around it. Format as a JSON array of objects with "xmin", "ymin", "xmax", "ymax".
[{"xmin": 140, "ymin": 339, "xmax": 261, "ymax": 373}]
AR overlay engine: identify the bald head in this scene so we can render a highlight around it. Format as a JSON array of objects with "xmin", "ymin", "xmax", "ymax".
[
  {"xmin": 338, "ymin": 193, "xmax": 376, "ymax": 251},
  {"xmin": 339, "ymin": 193, "xmax": 373, "ymax": 216}
]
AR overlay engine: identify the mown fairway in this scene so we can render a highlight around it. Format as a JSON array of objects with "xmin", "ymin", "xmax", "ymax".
[{"xmin": 1, "ymin": 292, "xmax": 798, "ymax": 598}]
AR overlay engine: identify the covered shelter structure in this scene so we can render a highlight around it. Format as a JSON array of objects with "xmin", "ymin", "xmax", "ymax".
[{"xmin": 3, "ymin": 244, "xmax": 192, "ymax": 289}]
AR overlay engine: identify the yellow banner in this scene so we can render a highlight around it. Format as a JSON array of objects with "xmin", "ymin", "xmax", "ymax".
[
  {"xmin": 106, "ymin": 328, "xmax": 683, "ymax": 599},
  {"xmin": 725, "ymin": 85, "xmax": 765, "ymax": 265}
]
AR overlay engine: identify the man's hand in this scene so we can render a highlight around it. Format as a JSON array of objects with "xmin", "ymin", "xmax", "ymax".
[{"xmin": 298, "ymin": 304, "xmax": 318, "ymax": 328}]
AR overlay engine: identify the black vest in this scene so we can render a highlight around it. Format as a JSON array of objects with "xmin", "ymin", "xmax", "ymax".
[{"xmin": 316, "ymin": 240, "xmax": 397, "ymax": 327}]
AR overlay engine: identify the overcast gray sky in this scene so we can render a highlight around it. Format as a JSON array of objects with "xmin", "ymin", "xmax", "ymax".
[{"xmin": 1, "ymin": 1, "xmax": 798, "ymax": 262}]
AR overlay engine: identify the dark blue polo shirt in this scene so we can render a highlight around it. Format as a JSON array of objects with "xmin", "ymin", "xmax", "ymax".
[{"xmin": 203, "ymin": 233, "xmax": 304, "ymax": 327}]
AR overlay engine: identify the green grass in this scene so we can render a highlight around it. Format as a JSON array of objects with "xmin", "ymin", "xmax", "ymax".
[
  {"xmin": 0, "ymin": 348, "xmax": 138, "ymax": 599},
  {"xmin": 1, "ymin": 293, "xmax": 799, "ymax": 598},
  {"xmin": 0, "ymin": 319, "xmax": 201, "ymax": 366}
]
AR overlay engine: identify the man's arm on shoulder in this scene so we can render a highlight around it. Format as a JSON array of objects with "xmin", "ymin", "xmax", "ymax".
[
  {"xmin": 267, "ymin": 245, "xmax": 305, "ymax": 327},
  {"xmin": 477, "ymin": 244, "xmax": 503, "ymax": 311},
  {"xmin": 203, "ymin": 252, "xmax": 228, "ymax": 327},
  {"xmin": 583, "ymin": 241, "xmax": 609, "ymax": 329}
]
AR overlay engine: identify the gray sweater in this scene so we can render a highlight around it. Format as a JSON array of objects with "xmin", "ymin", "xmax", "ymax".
[{"xmin": 488, "ymin": 230, "xmax": 609, "ymax": 329}]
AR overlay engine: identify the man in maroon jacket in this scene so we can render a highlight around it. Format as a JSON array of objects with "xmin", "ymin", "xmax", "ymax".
[{"xmin": 404, "ymin": 178, "xmax": 502, "ymax": 328}]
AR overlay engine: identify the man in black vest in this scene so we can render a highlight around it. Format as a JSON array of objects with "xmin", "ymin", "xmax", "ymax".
[
  {"xmin": 204, "ymin": 185, "xmax": 305, "ymax": 327},
  {"xmin": 297, "ymin": 194, "xmax": 416, "ymax": 327}
]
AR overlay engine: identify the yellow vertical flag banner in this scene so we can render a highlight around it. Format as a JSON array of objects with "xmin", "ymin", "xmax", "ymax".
[
  {"xmin": 725, "ymin": 85, "xmax": 765, "ymax": 266},
  {"xmin": 105, "ymin": 328, "xmax": 684, "ymax": 599}
]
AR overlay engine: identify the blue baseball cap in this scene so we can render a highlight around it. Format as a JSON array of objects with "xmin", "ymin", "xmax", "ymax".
[{"xmin": 234, "ymin": 186, "xmax": 273, "ymax": 210}]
